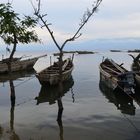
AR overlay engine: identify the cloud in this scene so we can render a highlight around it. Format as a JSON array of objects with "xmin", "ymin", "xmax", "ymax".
[
  {"xmin": 0, "ymin": 0, "xmax": 140, "ymax": 45},
  {"xmin": 101, "ymin": 0, "xmax": 140, "ymax": 14},
  {"xmin": 33, "ymin": 0, "xmax": 140, "ymax": 42},
  {"xmin": 82, "ymin": 12, "xmax": 140, "ymax": 40},
  {"xmin": 35, "ymin": 26, "xmax": 75, "ymax": 45}
]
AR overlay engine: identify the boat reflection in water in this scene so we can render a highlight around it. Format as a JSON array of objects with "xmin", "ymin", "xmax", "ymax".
[
  {"xmin": 35, "ymin": 76, "xmax": 74, "ymax": 140},
  {"xmin": 0, "ymin": 70, "xmax": 35, "ymax": 84},
  {"xmin": 35, "ymin": 76, "xmax": 74, "ymax": 105},
  {"xmin": 99, "ymin": 78, "xmax": 136, "ymax": 116}
]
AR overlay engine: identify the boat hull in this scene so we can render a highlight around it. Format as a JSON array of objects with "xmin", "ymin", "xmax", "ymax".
[
  {"xmin": 131, "ymin": 62, "xmax": 140, "ymax": 87},
  {"xmin": 135, "ymin": 74, "xmax": 140, "ymax": 87},
  {"xmin": 99, "ymin": 68, "xmax": 118, "ymax": 90},
  {"xmin": 36, "ymin": 58, "xmax": 74, "ymax": 85},
  {"xmin": 36, "ymin": 67, "xmax": 73, "ymax": 85},
  {"xmin": 0, "ymin": 58, "xmax": 38, "ymax": 74},
  {"xmin": 99, "ymin": 59, "xmax": 135, "ymax": 94}
]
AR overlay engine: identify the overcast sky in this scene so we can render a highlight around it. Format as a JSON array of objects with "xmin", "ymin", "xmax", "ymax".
[{"xmin": 0, "ymin": 0, "xmax": 140, "ymax": 49}]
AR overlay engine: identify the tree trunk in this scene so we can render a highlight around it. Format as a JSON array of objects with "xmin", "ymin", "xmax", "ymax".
[
  {"xmin": 10, "ymin": 33, "xmax": 17, "ymax": 60},
  {"xmin": 9, "ymin": 80, "xmax": 15, "ymax": 131},
  {"xmin": 59, "ymin": 50, "xmax": 63, "ymax": 83},
  {"xmin": 57, "ymin": 98, "xmax": 64, "ymax": 140},
  {"xmin": 8, "ymin": 33, "xmax": 17, "ymax": 74}
]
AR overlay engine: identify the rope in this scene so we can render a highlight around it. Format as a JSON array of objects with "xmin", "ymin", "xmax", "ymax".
[
  {"xmin": 14, "ymin": 75, "xmax": 35, "ymax": 87},
  {"xmin": 107, "ymin": 76, "xmax": 140, "ymax": 132},
  {"xmin": 16, "ymin": 98, "xmax": 34, "ymax": 107},
  {"xmin": 109, "ymin": 76, "xmax": 140, "ymax": 133},
  {"xmin": 12, "ymin": 76, "xmax": 36, "ymax": 107},
  {"xmin": 107, "ymin": 71, "xmax": 140, "ymax": 133},
  {"xmin": 122, "ymin": 113, "xmax": 140, "ymax": 132}
]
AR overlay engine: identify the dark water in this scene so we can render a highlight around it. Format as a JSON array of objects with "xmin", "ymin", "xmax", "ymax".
[{"xmin": 0, "ymin": 51, "xmax": 140, "ymax": 140}]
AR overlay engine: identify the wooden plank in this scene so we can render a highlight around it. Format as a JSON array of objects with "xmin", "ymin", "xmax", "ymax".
[{"xmin": 102, "ymin": 65, "xmax": 121, "ymax": 75}]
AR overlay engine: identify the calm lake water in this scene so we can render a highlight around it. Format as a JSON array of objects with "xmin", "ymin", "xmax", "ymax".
[{"xmin": 0, "ymin": 51, "xmax": 140, "ymax": 140}]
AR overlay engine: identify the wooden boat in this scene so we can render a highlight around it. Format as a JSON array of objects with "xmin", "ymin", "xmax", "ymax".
[
  {"xmin": 36, "ymin": 58, "xmax": 74, "ymax": 85},
  {"xmin": 99, "ymin": 58, "xmax": 135, "ymax": 94},
  {"xmin": 0, "ymin": 54, "xmax": 47, "ymax": 74},
  {"xmin": 129, "ymin": 53, "xmax": 140, "ymax": 87},
  {"xmin": 132, "ymin": 64, "xmax": 140, "ymax": 87}
]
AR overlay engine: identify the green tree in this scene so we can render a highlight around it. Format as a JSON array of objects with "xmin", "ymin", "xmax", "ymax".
[{"xmin": 0, "ymin": 3, "xmax": 39, "ymax": 71}]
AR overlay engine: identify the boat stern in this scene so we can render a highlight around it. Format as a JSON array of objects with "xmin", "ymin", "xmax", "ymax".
[{"xmin": 118, "ymin": 72, "xmax": 135, "ymax": 94}]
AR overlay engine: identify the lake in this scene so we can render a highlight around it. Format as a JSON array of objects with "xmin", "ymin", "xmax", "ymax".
[{"xmin": 0, "ymin": 51, "xmax": 140, "ymax": 140}]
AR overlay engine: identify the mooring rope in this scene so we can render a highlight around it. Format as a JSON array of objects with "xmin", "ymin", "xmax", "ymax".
[
  {"xmin": 109, "ymin": 79, "xmax": 140, "ymax": 133},
  {"xmin": 12, "ymin": 76, "xmax": 37, "ymax": 107},
  {"xmin": 16, "ymin": 98, "xmax": 34, "ymax": 107},
  {"xmin": 14, "ymin": 75, "xmax": 36, "ymax": 88},
  {"xmin": 122, "ymin": 113, "xmax": 140, "ymax": 132}
]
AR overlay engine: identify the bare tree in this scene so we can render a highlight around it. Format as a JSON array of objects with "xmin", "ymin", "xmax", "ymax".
[{"xmin": 31, "ymin": 0, "xmax": 102, "ymax": 81}]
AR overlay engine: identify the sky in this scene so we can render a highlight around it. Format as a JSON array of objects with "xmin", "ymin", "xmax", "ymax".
[{"xmin": 0, "ymin": 0, "xmax": 140, "ymax": 51}]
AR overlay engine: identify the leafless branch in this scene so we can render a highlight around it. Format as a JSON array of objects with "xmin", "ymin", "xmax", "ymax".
[
  {"xmin": 61, "ymin": 0, "xmax": 102, "ymax": 50},
  {"xmin": 36, "ymin": 12, "xmax": 61, "ymax": 50},
  {"xmin": 29, "ymin": 0, "xmax": 36, "ymax": 13},
  {"xmin": 41, "ymin": 23, "xmax": 51, "ymax": 28},
  {"xmin": 35, "ymin": 0, "xmax": 41, "ymax": 15},
  {"xmin": 42, "ymin": 14, "xmax": 48, "ymax": 18},
  {"xmin": 30, "ymin": 0, "xmax": 61, "ymax": 50},
  {"xmin": 31, "ymin": 0, "xmax": 102, "ymax": 51}
]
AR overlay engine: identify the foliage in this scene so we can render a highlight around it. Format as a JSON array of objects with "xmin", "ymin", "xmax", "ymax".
[{"xmin": 0, "ymin": 3, "xmax": 39, "ymax": 46}]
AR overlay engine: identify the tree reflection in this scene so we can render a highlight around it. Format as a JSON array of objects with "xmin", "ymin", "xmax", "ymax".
[
  {"xmin": 35, "ymin": 76, "xmax": 74, "ymax": 140},
  {"xmin": 9, "ymin": 80, "xmax": 20, "ymax": 140},
  {"xmin": 0, "ymin": 64, "xmax": 24, "ymax": 139},
  {"xmin": 57, "ymin": 98, "xmax": 64, "ymax": 140},
  {"xmin": 0, "ymin": 126, "xmax": 3, "ymax": 139},
  {"xmin": 10, "ymin": 80, "xmax": 15, "ymax": 132},
  {"xmin": 0, "ymin": 79, "xmax": 20, "ymax": 140},
  {"xmin": 57, "ymin": 81, "xmax": 64, "ymax": 140}
]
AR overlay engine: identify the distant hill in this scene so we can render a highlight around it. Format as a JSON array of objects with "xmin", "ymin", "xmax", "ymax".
[
  {"xmin": 0, "ymin": 38, "xmax": 140, "ymax": 52},
  {"xmin": 65, "ymin": 38, "xmax": 140, "ymax": 51}
]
